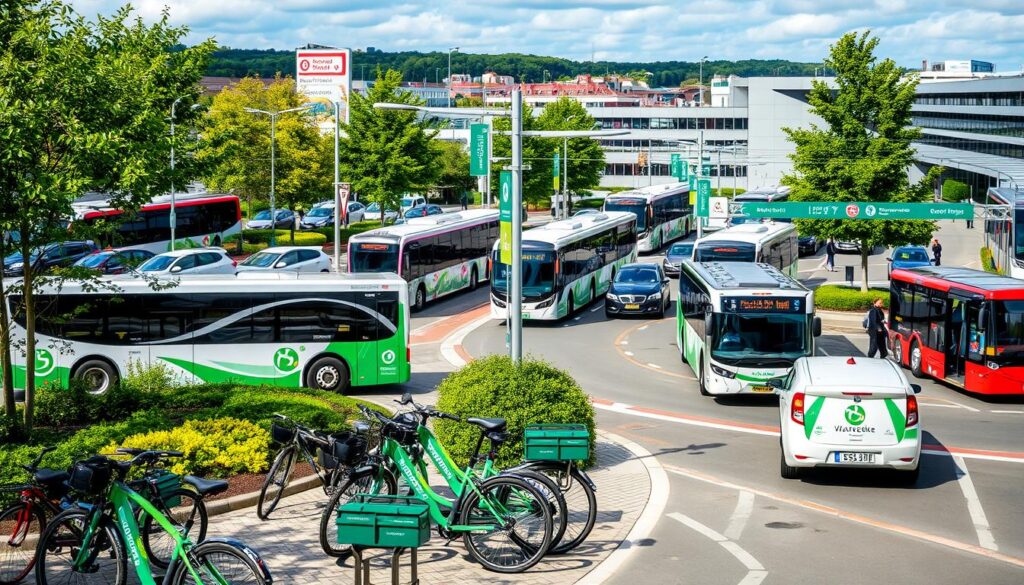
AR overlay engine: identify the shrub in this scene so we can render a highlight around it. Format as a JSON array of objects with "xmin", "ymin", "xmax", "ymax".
[
  {"xmin": 434, "ymin": 355, "xmax": 595, "ymax": 469},
  {"xmin": 814, "ymin": 285, "xmax": 890, "ymax": 312},
  {"xmin": 224, "ymin": 230, "xmax": 326, "ymax": 246},
  {"xmin": 980, "ymin": 247, "xmax": 998, "ymax": 274},
  {"xmin": 0, "ymin": 413, "xmax": 27, "ymax": 444},
  {"xmin": 575, "ymin": 198, "xmax": 604, "ymax": 210},
  {"xmin": 310, "ymin": 221, "xmax": 381, "ymax": 245},
  {"xmin": 107, "ymin": 417, "xmax": 270, "ymax": 477},
  {"xmin": 204, "ymin": 387, "xmax": 351, "ymax": 432},
  {"xmin": 34, "ymin": 380, "xmax": 90, "ymax": 427},
  {"xmin": 942, "ymin": 179, "xmax": 970, "ymax": 203}
]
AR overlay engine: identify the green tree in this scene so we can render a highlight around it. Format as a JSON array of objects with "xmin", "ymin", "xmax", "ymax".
[
  {"xmin": 339, "ymin": 69, "xmax": 439, "ymax": 222},
  {"xmin": 0, "ymin": 1, "xmax": 213, "ymax": 426},
  {"xmin": 782, "ymin": 32, "xmax": 937, "ymax": 292},
  {"xmin": 433, "ymin": 140, "xmax": 475, "ymax": 199},
  {"xmin": 941, "ymin": 179, "xmax": 970, "ymax": 202},
  {"xmin": 198, "ymin": 76, "xmax": 331, "ymax": 216}
]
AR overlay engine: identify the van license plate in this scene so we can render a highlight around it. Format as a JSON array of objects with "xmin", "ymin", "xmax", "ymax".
[
  {"xmin": 834, "ymin": 452, "xmax": 876, "ymax": 464},
  {"xmin": 625, "ymin": 304, "xmax": 640, "ymax": 310},
  {"xmin": 750, "ymin": 385, "xmax": 772, "ymax": 393}
]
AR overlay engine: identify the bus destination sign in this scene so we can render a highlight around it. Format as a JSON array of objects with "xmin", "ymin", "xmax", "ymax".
[{"xmin": 722, "ymin": 296, "xmax": 803, "ymax": 313}]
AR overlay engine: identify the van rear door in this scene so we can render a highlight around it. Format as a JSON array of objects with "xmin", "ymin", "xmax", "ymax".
[{"xmin": 802, "ymin": 385, "xmax": 913, "ymax": 447}]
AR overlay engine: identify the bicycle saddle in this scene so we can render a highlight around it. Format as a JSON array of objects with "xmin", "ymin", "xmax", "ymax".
[
  {"xmin": 184, "ymin": 475, "xmax": 229, "ymax": 497},
  {"xmin": 466, "ymin": 417, "xmax": 506, "ymax": 432}
]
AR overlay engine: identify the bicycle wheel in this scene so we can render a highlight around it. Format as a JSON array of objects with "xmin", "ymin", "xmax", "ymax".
[
  {"xmin": 510, "ymin": 470, "xmax": 568, "ymax": 554},
  {"xmin": 458, "ymin": 475, "xmax": 552, "ymax": 573},
  {"xmin": 170, "ymin": 541, "xmax": 268, "ymax": 585},
  {"xmin": 527, "ymin": 464, "xmax": 597, "ymax": 554},
  {"xmin": 35, "ymin": 508, "xmax": 127, "ymax": 585},
  {"xmin": 256, "ymin": 446, "xmax": 295, "ymax": 520},
  {"xmin": 319, "ymin": 468, "xmax": 397, "ymax": 557},
  {"xmin": 0, "ymin": 501, "xmax": 45, "ymax": 585},
  {"xmin": 141, "ymin": 489, "xmax": 208, "ymax": 569}
]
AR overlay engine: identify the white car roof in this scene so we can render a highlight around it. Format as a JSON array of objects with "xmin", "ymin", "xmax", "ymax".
[
  {"xmin": 152, "ymin": 247, "xmax": 227, "ymax": 258},
  {"xmin": 798, "ymin": 357, "xmax": 906, "ymax": 389},
  {"xmin": 255, "ymin": 246, "xmax": 325, "ymax": 254}
]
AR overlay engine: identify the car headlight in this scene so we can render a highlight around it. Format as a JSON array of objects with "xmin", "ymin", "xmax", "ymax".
[
  {"xmin": 606, "ymin": 293, "xmax": 618, "ymax": 302},
  {"xmin": 649, "ymin": 292, "xmax": 662, "ymax": 301},
  {"xmin": 710, "ymin": 364, "xmax": 736, "ymax": 378}
]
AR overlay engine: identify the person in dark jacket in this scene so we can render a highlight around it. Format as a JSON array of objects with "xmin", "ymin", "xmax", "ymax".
[
  {"xmin": 825, "ymin": 239, "xmax": 837, "ymax": 272},
  {"xmin": 867, "ymin": 298, "xmax": 888, "ymax": 359},
  {"xmin": 460, "ymin": 192, "xmax": 469, "ymax": 210},
  {"xmin": 931, "ymin": 238, "xmax": 942, "ymax": 266}
]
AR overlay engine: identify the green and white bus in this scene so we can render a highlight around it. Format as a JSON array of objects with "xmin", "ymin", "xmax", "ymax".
[
  {"xmin": 603, "ymin": 182, "xmax": 692, "ymax": 253},
  {"xmin": 348, "ymin": 210, "xmax": 499, "ymax": 311},
  {"xmin": 490, "ymin": 211, "xmax": 637, "ymax": 320},
  {"xmin": 7, "ymin": 273, "xmax": 410, "ymax": 395},
  {"xmin": 677, "ymin": 261, "xmax": 821, "ymax": 396},
  {"xmin": 692, "ymin": 222, "xmax": 799, "ymax": 278}
]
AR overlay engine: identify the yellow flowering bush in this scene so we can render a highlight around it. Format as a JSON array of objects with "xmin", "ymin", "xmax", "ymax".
[{"xmin": 106, "ymin": 417, "xmax": 270, "ymax": 477}]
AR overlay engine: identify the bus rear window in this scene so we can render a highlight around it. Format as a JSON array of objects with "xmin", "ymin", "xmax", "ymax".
[
  {"xmin": 694, "ymin": 242, "xmax": 756, "ymax": 262},
  {"xmin": 350, "ymin": 243, "xmax": 399, "ymax": 273}
]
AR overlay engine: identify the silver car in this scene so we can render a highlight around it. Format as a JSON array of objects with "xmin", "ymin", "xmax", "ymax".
[{"xmin": 235, "ymin": 246, "xmax": 331, "ymax": 273}]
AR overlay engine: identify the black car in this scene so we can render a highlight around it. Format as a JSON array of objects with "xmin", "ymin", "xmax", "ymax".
[
  {"xmin": 74, "ymin": 249, "xmax": 155, "ymax": 274},
  {"xmin": 3, "ymin": 240, "xmax": 99, "ymax": 276},
  {"xmin": 662, "ymin": 241, "xmax": 694, "ymax": 278},
  {"xmin": 605, "ymin": 263, "xmax": 671, "ymax": 319},
  {"xmin": 797, "ymin": 235, "xmax": 822, "ymax": 256}
]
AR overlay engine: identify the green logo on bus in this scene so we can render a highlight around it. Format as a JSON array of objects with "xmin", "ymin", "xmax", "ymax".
[
  {"xmin": 844, "ymin": 404, "xmax": 866, "ymax": 426},
  {"xmin": 34, "ymin": 349, "xmax": 55, "ymax": 376},
  {"xmin": 274, "ymin": 348, "xmax": 300, "ymax": 372},
  {"xmin": 381, "ymin": 350, "xmax": 396, "ymax": 365}
]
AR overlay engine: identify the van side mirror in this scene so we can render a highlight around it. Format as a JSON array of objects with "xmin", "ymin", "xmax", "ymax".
[
  {"xmin": 813, "ymin": 316, "xmax": 822, "ymax": 337},
  {"xmin": 910, "ymin": 384, "xmax": 922, "ymax": 395}
]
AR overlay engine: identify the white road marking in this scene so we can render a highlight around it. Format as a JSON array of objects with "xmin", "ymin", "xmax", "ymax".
[
  {"xmin": 817, "ymin": 347, "xmax": 830, "ymax": 356},
  {"xmin": 953, "ymin": 456, "xmax": 999, "ymax": 551},
  {"xmin": 647, "ymin": 362, "xmax": 663, "ymax": 370},
  {"xmin": 724, "ymin": 491, "xmax": 756, "ymax": 540},
  {"xmin": 669, "ymin": 512, "xmax": 768, "ymax": 584},
  {"xmin": 439, "ymin": 313, "xmax": 492, "ymax": 368},
  {"xmin": 591, "ymin": 303, "xmax": 603, "ymax": 312},
  {"xmin": 624, "ymin": 351, "xmax": 635, "ymax": 357},
  {"xmin": 620, "ymin": 340, "xmax": 629, "ymax": 345},
  {"xmin": 574, "ymin": 316, "xmax": 582, "ymax": 321},
  {"xmin": 921, "ymin": 403, "xmax": 961, "ymax": 409},
  {"xmin": 638, "ymin": 324, "xmax": 649, "ymax": 331},
  {"xmin": 990, "ymin": 410, "xmax": 1024, "ymax": 415}
]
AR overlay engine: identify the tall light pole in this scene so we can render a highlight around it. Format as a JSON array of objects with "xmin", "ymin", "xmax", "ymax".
[
  {"xmin": 436, "ymin": 68, "xmax": 441, "ymax": 84},
  {"xmin": 244, "ymin": 105, "xmax": 311, "ymax": 246},
  {"xmin": 169, "ymin": 98, "xmax": 202, "ymax": 250},
  {"xmin": 699, "ymin": 55, "xmax": 708, "ymax": 106},
  {"xmin": 447, "ymin": 46, "xmax": 459, "ymax": 106}
]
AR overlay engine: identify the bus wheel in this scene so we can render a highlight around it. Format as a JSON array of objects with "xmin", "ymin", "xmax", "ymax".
[
  {"xmin": 909, "ymin": 341, "xmax": 924, "ymax": 379},
  {"xmin": 680, "ymin": 329, "xmax": 688, "ymax": 364},
  {"xmin": 73, "ymin": 359, "xmax": 118, "ymax": 396},
  {"xmin": 590, "ymin": 281, "xmax": 596, "ymax": 304},
  {"xmin": 892, "ymin": 336, "xmax": 904, "ymax": 368},
  {"xmin": 306, "ymin": 356, "xmax": 350, "ymax": 394},
  {"xmin": 413, "ymin": 286, "xmax": 426, "ymax": 312},
  {"xmin": 698, "ymin": 359, "xmax": 711, "ymax": 396},
  {"xmin": 469, "ymin": 268, "xmax": 478, "ymax": 291},
  {"xmin": 567, "ymin": 295, "xmax": 575, "ymax": 318}
]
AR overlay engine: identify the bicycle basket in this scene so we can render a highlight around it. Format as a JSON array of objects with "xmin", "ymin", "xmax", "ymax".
[
  {"xmin": 147, "ymin": 470, "xmax": 182, "ymax": 507},
  {"xmin": 68, "ymin": 459, "xmax": 113, "ymax": 496},
  {"xmin": 383, "ymin": 423, "xmax": 418, "ymax": 446},
  {"xmin": 327, "ymin": 432, "xmax": 368, "ymax": 467},
  {"xmin": 271, "ymin": 423, "xmax": 296, "ymax": 445}
]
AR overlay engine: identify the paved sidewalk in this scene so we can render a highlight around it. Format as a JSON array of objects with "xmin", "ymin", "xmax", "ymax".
[{"xmin": 206, "ymin": 437, "xmax": 649, "ymax": 584}]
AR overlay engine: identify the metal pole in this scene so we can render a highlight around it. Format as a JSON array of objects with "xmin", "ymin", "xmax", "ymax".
[
  {"xmin": 333, "ymin": 102, "xmax": 341, "ymax": 271},
  {"xmin": 648, "ymin": 139, "xmax": 653, "ymax": 186},
  {"xmin": 270, "ymin": 113, "xmax": 277, "ymax": 247},
  {"xmin": 699, "ymin": 60, "xmax": 704, "ymax": 106},
  {"xmin": 510, "ymin": 89, "xmax": 524, "ymax": 363},
  {"xmin": 563, "ymin": 137, "xmax": 569, "ymax": 218},
  {"xmin": 170, "ymin": 99, "xmax": 178, "ymax": 250},
  {"xmin": 697, "ymin": 130, "xmax": 704, "ymax": 239}
]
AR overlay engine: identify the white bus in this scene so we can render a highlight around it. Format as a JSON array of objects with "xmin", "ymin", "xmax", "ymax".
[
  {"xmin": 6, "ymin": 273, "xmax": 410, "ymax": 395},
  {"xmin": 676, "ymin": 261, "xmax": 821, "ymax": 396},
  {"xmin": 692, "ymin": 222, "xmax": 799, "ymax": 278},
  {"xmin": 489, "ymin": 211, "xmax": 637, "ymax": 320},
  {"xmin": 72, "ymin": 192, "xmax": 242, "ymax": 253},
  {"xmin": 347, "ymin": 210, "xmax": 499, "ymax": 311},
  {"xmin": 713, "ymin": 185, "xmax": 792, "ymax": 230},
  {"xmin": 984, "ymin": 187, "xmax": 1024, "ymax": 279},
  {"xmin": 603, "ymin": 182, "xmax": 692, "ymax": 253}
]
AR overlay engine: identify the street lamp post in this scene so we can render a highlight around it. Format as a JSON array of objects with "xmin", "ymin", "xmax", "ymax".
[
  {"xmin": 169, "ymin": 98, "xmax": 202, "ymax": 250},
  {"xmin": 699, "ymin": 56, "xmax": 709, "ymax": 106},
  {"xmin": 447, "ymin": 47, "xmax": 459, "ymax": 106},
  {"xmin": 244, "ymin": 105, "xmax": 311, "ymax": 246}
]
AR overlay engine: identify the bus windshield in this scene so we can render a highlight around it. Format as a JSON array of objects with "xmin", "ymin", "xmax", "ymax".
[
  {"xmin": 710, "ymin": 313, "xmax": 808, "ymax": 365},
  {"xmin": 604, "ymin": 199, "xmax": 647, "ymax": 231},
  {"xmin": 492, "ymin": 250, "xmax": 555, "ymax": 300},
  {"xmin": 694, "ymin": 242, "xmax": 756, "ymax": 262},
  {"xmin": 350, "ymin": 243, "xmax": 399, "ymax": 273},
  {"xmin": 992, "ymin": 300, "xmax": 1024, "ymax": 362}
]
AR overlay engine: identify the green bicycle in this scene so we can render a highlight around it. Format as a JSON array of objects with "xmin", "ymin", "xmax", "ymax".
[
  {"xmin": 341, "ymin": 404, "xmax": 554, "ymax": 573},
  {"xmin": 35, "ymin": 450, "xmax": 272, "ymax": 585}
]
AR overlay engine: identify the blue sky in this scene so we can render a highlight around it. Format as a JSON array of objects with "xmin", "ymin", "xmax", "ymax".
[{"xmin": 73, "ymin": 1, "xmax": 1024, "ymax": 72}]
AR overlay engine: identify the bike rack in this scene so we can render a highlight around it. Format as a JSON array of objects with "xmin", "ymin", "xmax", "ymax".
[{"xmin": 351, "ymin": 546, "xmax": 419, "ymax": 585}]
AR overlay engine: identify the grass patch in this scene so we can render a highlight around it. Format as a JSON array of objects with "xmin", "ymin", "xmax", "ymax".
[
  {"xmin": 815, "ymin": 285, "xmax": 890, "ymax": 312},
  {"xmin": 980, "ymin": 247, "xmax": 998, "ymax": 274}
]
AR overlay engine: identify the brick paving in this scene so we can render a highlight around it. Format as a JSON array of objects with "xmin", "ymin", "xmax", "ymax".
[{"xmin": 206, "ymin": 438, "xmax": 649, "ymax": 584}]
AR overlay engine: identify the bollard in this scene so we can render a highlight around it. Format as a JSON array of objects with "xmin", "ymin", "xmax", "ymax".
[{"xmin": 845, "ymin": 265, "xmax": 854, "ymax": 285}]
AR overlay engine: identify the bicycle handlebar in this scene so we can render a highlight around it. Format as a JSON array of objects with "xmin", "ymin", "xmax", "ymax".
[
  {"xmin": 394, "ymin": 394, "xmax": 461, "ymax": 422},
  {"xmin": 22, "ymin": 446, "xmax": 56, "ymax": 473}
]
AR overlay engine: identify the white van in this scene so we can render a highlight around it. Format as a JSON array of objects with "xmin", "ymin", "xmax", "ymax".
[{"xmin": 773, "ymin": 356, "xmax": 922, "ymax": 483}]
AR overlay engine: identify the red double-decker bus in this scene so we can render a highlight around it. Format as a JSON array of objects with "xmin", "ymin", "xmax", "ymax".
[{"xmin": 889, "ymin": 266, "xmax": 1024, "ymax": 395}]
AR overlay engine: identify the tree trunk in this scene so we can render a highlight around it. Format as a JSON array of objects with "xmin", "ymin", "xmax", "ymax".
[
  {"xmin": 19, "ymin": 223, "xmax": 35, "ymax": 430},
  {"xmin": 0, "ymin": 265, "xmax": 14, "ymax": 419},
  {"xmin": 860, "ymin": 240, "xmax": 870, "ymax": 293}
]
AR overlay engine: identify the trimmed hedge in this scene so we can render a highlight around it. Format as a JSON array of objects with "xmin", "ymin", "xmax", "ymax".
[
  {"xmin": 575, "ymin": 198, "xmax": 605, "ymax": 210},
  {"xmin": 980, "ymin": 247, "xmax": 998, "ymax": 274},
  {"xmin": 815, "ymin": 285, "xmax": 890, "ymax": 312},
  {"xmin": 942, "ymin": 179, "xmax": 970, "ymax": 203},
  {"xmin": 434, "ymin": 355, "xmax": 595, "ymax": 469},
  {"xmin": 225, "ymin": 229, "xmax": 327, "ymax": 246}
]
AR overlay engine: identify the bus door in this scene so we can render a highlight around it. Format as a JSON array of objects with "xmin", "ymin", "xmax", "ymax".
[
  {"xmin": 373, "ymin": 294, "xmax": 404, "ymax": 385},
  {"xmin": 946, "ymin": 294, "xmax": 984, "ymax": 383}
]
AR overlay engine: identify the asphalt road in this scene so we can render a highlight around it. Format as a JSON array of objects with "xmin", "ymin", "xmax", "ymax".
[{"xmin": 438, "ymin": 220, "xmax": 1024, "ymax": 584}]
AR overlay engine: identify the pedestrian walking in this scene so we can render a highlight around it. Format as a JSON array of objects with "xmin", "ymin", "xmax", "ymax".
[
  {"xmin": 931, "ymin": 238, "xmax": 942, "ymax": 266},
  {"xmin": 825, "ymin": 239, "xmax": 837, "ymax": 272},
  {"xmin": 460, "ymin": 191, "xmax": 469, "ymax": 210},
  {"xmin": 866, "ymin": 298, "xmax": 888, "ymax": 359}
]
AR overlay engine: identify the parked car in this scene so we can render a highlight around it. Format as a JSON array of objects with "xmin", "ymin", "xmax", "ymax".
[
  {"xmin": 798, "ymin": 235, "xmax": 822, "ymax": 256},
  {"xmin": 235, "ymin": 246, "xmax": 331, "ymax": 273},
  {"xmin": 300, "ymin": 202, "xmax": 366, "ymax": 229},
  {"xmin": 402, "ymin": 204, "xmax": 444, "ymax": 220},
  {"xmin": 605, "ymin": 263, "xmax": 672, "ymax": 319},
  {"xmin": 74, "ymin": 249, "xmax": 154, "ymax": 274},
  {"xmin": 835, "ymin": 240, "xmax": 861, "ymax": 253},
  {"xmin": 887, "ymin": 245, "xmax": 932, "ymax": 276},
  {"xmin": 662, "ymin": 241, "xmax": 695, "ymax": 278},
  {"xmin": 399, "ymin": 195, "xmax": 426, "ymax": 216},
  {"xmin": 137, "ymin": 248, "xmax": 236, "ymax": 276},
  {"xmin": 3, "ymin": 240, "xmax": 98, "ymax": 276},
  {"xmin": 248, "ymin": 209, "xmax": 295, "ymax": 230},
  {"xmin": 365, "ymin": 202, "xmax": 399, "ymax": 222}
]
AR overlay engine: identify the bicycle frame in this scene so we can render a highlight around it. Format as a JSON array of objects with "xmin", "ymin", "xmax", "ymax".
[{"xmin": 73, "ymin": 482, "xmax": 218, "ymax": 585}]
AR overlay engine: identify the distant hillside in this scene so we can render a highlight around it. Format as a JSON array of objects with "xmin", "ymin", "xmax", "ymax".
[{"xmin": 205, "ymin": 47, "xmax": 820, "ymax": 87}]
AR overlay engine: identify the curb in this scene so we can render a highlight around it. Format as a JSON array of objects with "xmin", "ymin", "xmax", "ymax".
[{"xmin": 204, "ymin": 472, "xmax": 323, "ymax": 517}]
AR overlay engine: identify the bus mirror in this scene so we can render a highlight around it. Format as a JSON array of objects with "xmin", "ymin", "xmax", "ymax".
[
  {"xmin": 704, "ymin": 313, "xmax": 713, "ymax": 332},
  {"xmin": 813, "ymin": 316, "xmax": 822, "ymax": 337},
  {"xmin": 910, "ymin": 384, "xmax": 922, "ymax": 395},
  {"xmin": 978, "ymin": 306, "xmax": 987, "ymax": 326}
]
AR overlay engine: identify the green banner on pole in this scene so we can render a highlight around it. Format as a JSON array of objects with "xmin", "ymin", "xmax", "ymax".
[
  {"xmin": 470, "ymin": 123, "xmax": 489, "ymax": 177},
  {"xmin": 696, "ymin": 179, "xmax": 712, "ymax": 217},
  {"xmin": 738, "ymin": 201, "xmax": 974, "ymax": 221},
  {"xmin": 670, "ymin": 153, "xmax": 681, "ymax": 179},
  {"xmin": 553, "ymin": 151, "xmax": 560, "ymax": 191},
  {"xmin": 499, "ymin": 171, "xmax": 513, "ymax": 264},
  {"xmin": 680, "ymin": 157, "xmax": 689, "ymax": 180}
]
